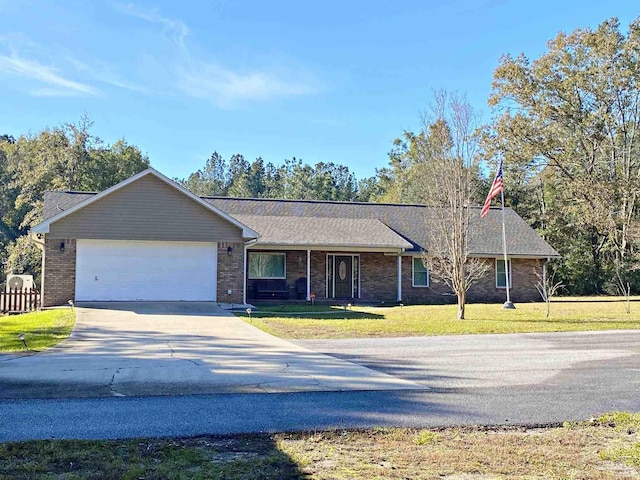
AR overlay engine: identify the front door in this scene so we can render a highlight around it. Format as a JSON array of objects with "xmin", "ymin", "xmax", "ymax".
[{"xmin": 334, "ymin": 256, "xmax": 353, "ymax": 298}]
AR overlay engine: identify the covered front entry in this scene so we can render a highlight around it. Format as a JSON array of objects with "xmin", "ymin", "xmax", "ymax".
[
  {"xmin": 75, "ymin": 239, "xmax": 218, "ymax": 301},
  {"xmin": 327, "ymin": 254, "xmax": 360, "ymax": 299}
]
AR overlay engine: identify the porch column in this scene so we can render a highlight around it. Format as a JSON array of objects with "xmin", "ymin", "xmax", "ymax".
[
  {"xmin": 242, "ymin": 243, "xmax": 248, "ymax": 305},
  {"xmin": 306, "ymin": 249, "xmax": 311, "ymax": 301},
  {"xmin": 397, "ymin": 253, "xmax": 402, "ymax": 302}
]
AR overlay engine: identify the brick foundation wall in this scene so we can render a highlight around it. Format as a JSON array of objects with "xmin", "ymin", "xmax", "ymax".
[
  {"xmin": 42, "ymin": 237, "xmax": 76, "ymax": 307},
  {"xmin": 217, "ymin": 242, "xmax": 245, "ymax": 304}
]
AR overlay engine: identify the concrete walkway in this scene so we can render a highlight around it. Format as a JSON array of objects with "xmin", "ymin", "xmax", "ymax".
[{"xmin": 0, "ymin": 302, "xmax": 418, "ymax": 398}]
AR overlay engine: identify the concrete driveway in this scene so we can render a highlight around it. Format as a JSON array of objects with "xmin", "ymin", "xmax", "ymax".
[{"xmin": 0, "ymin": 303, "xmax": 417, "ymax": 398}]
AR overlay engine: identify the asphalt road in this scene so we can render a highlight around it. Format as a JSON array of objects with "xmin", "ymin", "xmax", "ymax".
[
  {"xmin": 294, "ymin": 330, "xmax": 640, "ymax": 390},
  {"xmin": 1, "ymin": 330, "xmax": 639, "ymax": 442}
]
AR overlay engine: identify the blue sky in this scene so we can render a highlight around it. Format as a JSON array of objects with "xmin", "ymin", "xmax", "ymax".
[{"xmin": 0, "ymin": 1, "xmax": 636, "ymax": 181}]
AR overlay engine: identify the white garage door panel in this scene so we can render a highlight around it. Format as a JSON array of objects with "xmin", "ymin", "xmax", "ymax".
[{"xmin": 76, "ymin": 240, "xmax": 217, "ymax": 301}]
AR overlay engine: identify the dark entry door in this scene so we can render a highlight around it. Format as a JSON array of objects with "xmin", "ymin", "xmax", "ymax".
[{"xmin": 334, "ymin": 256, "xmax": 353, "ymax": 298}]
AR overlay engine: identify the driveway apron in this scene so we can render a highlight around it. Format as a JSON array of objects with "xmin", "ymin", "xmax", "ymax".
[{"xmin": 0, "ymin": 303, "xmax": 418, "ymax": 398}]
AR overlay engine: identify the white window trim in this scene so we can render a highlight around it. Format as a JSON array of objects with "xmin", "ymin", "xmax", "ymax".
[
  {"xmin": 326, "ymin": 253, "xmax": 361, "ymax": 298},
  {"xmin": 248, "ymin": 252, "xmax": 287, "ymax": 280},
  {"xmin": 412, "ymin": 256, "xmax": 429, "ymax": 288},
  {"xmin": 495, "ymin": 258, "xmax": 512, "ymax": 289}
]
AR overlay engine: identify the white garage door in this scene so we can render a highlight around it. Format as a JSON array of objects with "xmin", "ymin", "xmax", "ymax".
[{"xmin": 75, "ymin": 240, "xmax": 217, "ymax": 301}]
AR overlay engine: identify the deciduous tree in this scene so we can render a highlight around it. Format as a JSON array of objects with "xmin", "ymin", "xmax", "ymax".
[
  {"xmin": 420, "ymin": 92, "xmax": 488, "ymax": 319},
  {"xmin": 485, "ymin": 17, "xmax": 640, "ymax": 294}
]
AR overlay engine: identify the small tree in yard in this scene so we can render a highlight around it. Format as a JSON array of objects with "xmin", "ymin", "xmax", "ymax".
[
  {"xmin": 612, "ymin": 258, "xmax": 640, "ymax": 315},
  {"xmin": 414, "ymin": 91, "xmax": 488, "ymax": 319},
  {"xmin": 535, "ymin": 263, "xmax": 563, "ymax": 318}
]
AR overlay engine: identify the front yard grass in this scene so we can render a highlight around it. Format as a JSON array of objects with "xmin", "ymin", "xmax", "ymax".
[
  {"xmin": 0, "ymin": 309, "xmax": 76, "ymax": 352},
  {"xmin": 239, "ymin": 297, "xmax": 640, "ymax": 339},
  {"xmin": 1, "ymin": 412, "xmax": 639, "ymax": 479}
]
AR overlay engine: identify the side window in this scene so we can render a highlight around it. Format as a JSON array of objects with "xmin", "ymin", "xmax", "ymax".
[
  {"xmin": 496, "ymin": 259, "xmax": 512, "ymax": 288},
  {"xmin": 412, "ymin": 257, "xmax": 429, "ymax": 287}
]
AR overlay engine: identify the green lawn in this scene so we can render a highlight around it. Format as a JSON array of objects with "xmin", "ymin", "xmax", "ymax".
[
  {"xmin": 0, "ymin": 309, "xmax": 76, "ymax": 352},
  {"xmin": 1, "ymin": 412, "xmax": 638, "ymax": 479},
  {"xmin": 239, "ymin": 297, "xmax": 640, "ymax": 339}
]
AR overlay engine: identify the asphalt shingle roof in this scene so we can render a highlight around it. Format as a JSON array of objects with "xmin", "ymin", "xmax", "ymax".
[
  {"xmin": 43, "ymin": 191, "xmax": 97, "ymax": 220},
  {"xmin": 207, "ymin": 197, "xmax": 559, "ymax": 257},
  {"xmin": 41, "ymin": 191, "xmax": 560, "ymax": 258},
  {"xmin": 233, "ymin": 214, "xmax": 412, "ymax": 249}
]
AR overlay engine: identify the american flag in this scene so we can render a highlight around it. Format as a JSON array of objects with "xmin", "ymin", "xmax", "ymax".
[{"xmin": 481, "ymin": 160, "xmax": 503, "ymax": 218}]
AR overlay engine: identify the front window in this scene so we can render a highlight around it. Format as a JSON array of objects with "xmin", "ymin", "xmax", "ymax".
[
  {"xmin": 496, "ymin": 259, "xmax": 512, "ymax": 288},
  {"xmin": 248, "ymin": 253, "xmax": 286, "ymax": 279},
  {"xmin": 412, "ymin": 257, "xmax": 429, "ymax": 287}
]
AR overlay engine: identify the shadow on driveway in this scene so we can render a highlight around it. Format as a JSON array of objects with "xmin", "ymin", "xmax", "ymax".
[{"xmin": 0, "ymin": 302, "xmax": 421, "ymax": 399}]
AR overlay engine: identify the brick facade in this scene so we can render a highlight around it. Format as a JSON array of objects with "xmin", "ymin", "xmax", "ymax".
[
  {"xmin": 401, "ymin": 256, "xmax": 453, "ymax": 304},
  {"xmin": 466, "ymin": 258, "xmax": 543, "ymax": 303},
  {"xmin": 42, "ymin": 238, "xmax": 543, "ymax": 307},
  {"xmin": 216, "ymin": 242, "xmax": 245, "ymax": 304},
  {"xmin": 42, "ymin": 237, "xmax": 76, "ymax": 307},
  {"xmin": 246, "ymin": 249, "xmax": 544, "ymax": 304}
]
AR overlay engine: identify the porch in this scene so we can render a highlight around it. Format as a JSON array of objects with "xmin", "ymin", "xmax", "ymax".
[
  {"xmin": 243, "ymin": 248, "xmax": 546, "ymax": 305},
  {"xmin": 245, "ymin": 249, "xmax": 408, "ymax": 304}
]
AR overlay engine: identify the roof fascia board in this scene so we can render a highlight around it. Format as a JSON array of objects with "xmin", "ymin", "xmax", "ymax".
[
  {"xmin": 247, "ymin": 244, "xmax": 404, "ymax": 253},
  {"xmin": 467, "ymin": 253, "xmax": 562, "ymax": 259}
]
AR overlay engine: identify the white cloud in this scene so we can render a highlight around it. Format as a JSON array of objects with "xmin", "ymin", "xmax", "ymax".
[
  {"xmin": 115, "ymin": 3, "xmax": 321, "ymax": 107},
  {"xmin": 177, "ymin": 62, "xmax": 318, "ymax": 107},
  {"xmin": 64, "ymin": 55, "xmax": 149, "ymax": 94},
  {"xmin": 0, "ymin": 53, "xmax": 100, "ymax": 97},
  {"xmin": 115, "ymin": 2, "xmax": 189, "ymax": 48}
]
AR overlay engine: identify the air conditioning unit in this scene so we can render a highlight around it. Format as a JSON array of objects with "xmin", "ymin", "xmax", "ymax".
[{"xmin": 6, "ymin": 274, "xmax": 34, "ymax": 292}]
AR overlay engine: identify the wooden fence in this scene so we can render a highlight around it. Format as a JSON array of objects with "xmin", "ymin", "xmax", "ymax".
[{"xmin": 0, "ymin": 288, "xmax": 40, "ymax": 314}]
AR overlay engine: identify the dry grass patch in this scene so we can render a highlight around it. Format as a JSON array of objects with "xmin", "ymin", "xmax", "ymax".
[
  {"xmin": 239, "ymin": 297, "xmax": 640, "ymax": 339},
  {"xmin": 1, "ymin": 413, "xmax": 639, "ymax": 479},
  {"xmin": 277, "ymin": 418, "xmax": 640, "ymax": 479}
]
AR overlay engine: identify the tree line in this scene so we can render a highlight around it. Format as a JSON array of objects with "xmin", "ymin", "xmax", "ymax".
[
  {"xmin": 0, "ymin": 117, "xmax": 150, "ymax": 283},
  {"xmin": 2, "ymin": 16, "xmax": 639, "ymax": 298},
  {"xmin": 180, "ymin": 153, "xmax": 375, "ymax": 202}
]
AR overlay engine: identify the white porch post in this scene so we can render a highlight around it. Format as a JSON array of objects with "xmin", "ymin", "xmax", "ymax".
[
  {"xmin": 306, "ymin": 249, "xmax": 311, "ymax": 301},
  {"xmin": 242, "ymin": 242, "xmax": 248, "ymax": 305},
  {"xmin": 397, "ymin": 253, "xmax": 402, "ymax": 302}
]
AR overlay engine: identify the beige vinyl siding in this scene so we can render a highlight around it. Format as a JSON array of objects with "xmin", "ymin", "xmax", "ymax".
[{"xmin": 48, "ymin": 174, "xmax": 244, "ymax": 242}]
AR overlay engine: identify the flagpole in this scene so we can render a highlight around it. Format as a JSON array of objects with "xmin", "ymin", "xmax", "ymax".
[{"xmin": 501, "ymin": 186, "xmax": 515, "ymax": 309}]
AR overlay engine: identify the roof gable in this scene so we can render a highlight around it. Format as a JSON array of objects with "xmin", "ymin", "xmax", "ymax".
[{"xmin": 32, "ymin": 168, "xmax": 258, "ymax": 239}]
